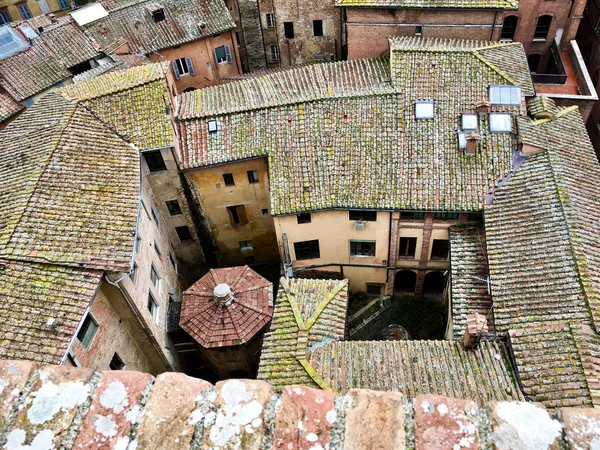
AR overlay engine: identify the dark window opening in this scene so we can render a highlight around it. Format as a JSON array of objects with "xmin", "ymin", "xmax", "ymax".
[
  {"xmin": 284, "ymin": 22, "xmax": 294, "ymax": 39},
  {"xmin": 226, "ymin": 205, "xmax": 248, "ymax": 226},
  {"xmin": 423, "ymin": 271, "xmax": 446, "ymax": 296},
  {"xmin": 528, "ymin": 53, "xmax": 542, "ymax": 72},
  {"xmin": 214, "ymin": 45, "xmax": 232, "ymax": 64},
  {"xmin": 313, "ymin": 20, "xmax": 323, "ymax": 36},
  {"xmin": 399, "ymin": 237, "xmax": 417, "ymax": 259},
  {"xmin": 175, "ymin": 226, "xmax": 193, "ymax": 241},
  {"xmin": 77, "ymin": 315, "xmax": 98, "ymax": 349},
  {"xmin": 247, "ymin": 170, "xmax": 259, "ymax": 183},
  {"xmin": 262, "ymin": 208, "xmax": 269, "ymax": 216},
  {"xmin": 366, "ymin": 284, "xmax": 382, "ymax": 295},
  {"xmin": 152, "ymin": 9, "xmax": 165, "ymax": 22},
  {"xmin": 394, "ymin": 270, "xmax": 416, "ymax": 295},
  {"xmin": 143, "ymin": 150, "xmax": 167, "ymax": 172},
  {"xmin": 501, "ymin": 15, "xmax": 518, "ymax": 40},
  {"xmin": 430, "ymin": 239, "xmax": 449, "ymax": 260},
  {"xmin": 109, "ymin": 353, "xmax": 125, "ymax": 370},
  {"xmin": 534, "ymin": 15, "xmax": 552, "ymax": 40},
  {"xmin": 68, "ymin": 60, "xmax": 93, "ymax": 76},
  {"xmin": 235, "ymin": 31, "xmax": 240, "ymax": 45},
  {"xmin": 294, "ymin": 239, "xmax": 320, "ymax": 260},
  {"xmin": 150, "ymin": 205, "xmax": 159, "ymax": 222},
  {"xmin": 350, "ymin": 240, "xmax": 376, "ymax": 257},
  {"xmin": 349, "ymin": 210, "xmax": 377, "ymax": 222},
  {"xmin": 415, "ymin": 25, "xmax": 422, "ymax": 35},
  {"xmin": 400, "ymin": 212, "xmax": 425, "ymax": 219},
  {"xmin": 433, "ymin": 212, "xmax": 460, "ymax": 220},
  {"xmin": 223, "ymin": 173, "xmax": 235, "ymax": 186},
  {"xmin": 297, "ymin": 213, "xmax": 311, "ymax": 224},
  {"xmin": 244, "ymin": 256, "xmax": 256, "ymax": 265},
  {"xmin": 266, "ymin": 13, "xmax": 275, "ymax": 28},
  {"xmin": 147, "ymin": 292, "xmax": 158, "ymax": 321},
  {"xmin": 165, "ymin": 200, "xmax": 182, "ymax": 216}
]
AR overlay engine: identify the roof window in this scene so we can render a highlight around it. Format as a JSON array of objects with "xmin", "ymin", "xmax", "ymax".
[
  {"xmin": 457, "ymin": 131, "xmax": 466, "ymax": 150},
  {"xmin": 146, "ymin": 3, "xmax": 165, "ymax": 22},
  {"xmin": 207, "ymin": 119, "xmax": 217, "ymax": 133},
  {"xmin": 489, "ymin": 113, "xmax": 512, "ymax": 133},
  {"xmin": 462, "ymin": 114, "xmax": 478, "ymax": 131},
  {"xmin": 415, "ymin": 100, "xmax": 434, "ymax": 119},
  {"xmin": 489, "ymin": 85, "xmax": 521, "ymax": 106}
]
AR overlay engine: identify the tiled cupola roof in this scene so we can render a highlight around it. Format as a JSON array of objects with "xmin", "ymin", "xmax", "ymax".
[{"xmin": 180, "ymin": 266, "xmax": 273, "ymax": 348}]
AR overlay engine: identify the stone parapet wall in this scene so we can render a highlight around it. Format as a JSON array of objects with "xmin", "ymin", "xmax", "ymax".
[{"xmin": 0, "ymin": 359, "xmax": 598, "ymax": 449}]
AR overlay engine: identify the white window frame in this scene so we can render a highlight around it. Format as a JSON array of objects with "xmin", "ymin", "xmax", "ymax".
[
  {"xmin": 489, "ymin": 113, "xmax": 512, "ymax": 133},
  {"xmin": 415, "ymin": 100, "xmax": 434, "ymax": 119},
  {"xmin": 172, "ymin": 57, "xmax": 194, "ymax": 80},
  {"xmin": 270, "ymin": 45, "xmax": 279, "ymax": 62},
  {"xmin": 150, "ymin": 264, "xmax": 160, "ymax": 290},
  {"xmin": 489, "ymin": 85, "xmax": 522, "ymax": 106},
  {"xmin": 207, "ymin": 119, "xmax": 218, "ymax": 133},
  {"xmin": 457, "ymin": 131, "xmax": 467, "ymax": 149},
  {"xmin": 239, "ymin": 240, "xmax": 253, "ymax": 251},
  {"xmin": 147, "ymin": 292, "xmax": 159, "ymax": 323},
  {"xmin": 461, "ymin": 114, "xmax": 478, "ymax": 131},
  {"xmin": 266, "ymin": 12, "xmax": 275, "ymax": 28}
]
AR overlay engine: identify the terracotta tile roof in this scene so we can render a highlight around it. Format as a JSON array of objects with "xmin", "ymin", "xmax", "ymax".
[
  {"xmin": 0, "ymin": 260, "xmax": 102, "ymax": 364},
  {"xmin": 0, "ymin": 93, "xmax": 139, "ymax": 272},
  {"xmin": 177, "ymin": 39, "xmax": 533, "ymax": 215},
  {"xmin": 59, "ymin": 63, "xmax": 173, "ymax": 149},
  {"xmin": 0, "ymin": 43, "xmax": 71, "ymax": 101},
  {"xmin": 309, "ymin": 340, "xmax": 523, "ymax": 402},
  {"xmin": 180, "ymin": 266, "xmax": 273, "ymax": 348},
  {"xmin": 509, "ymin": 324, "xmax": 593, "ymax": 409},
  {"xmin": 0, "ymin": 88, "xmax": 23, "ymax": 122},
  {"xmin": 177, "ymin": 58, "xmax": 393, "ymax": 119},
  {"xmin": 84, "ymin": 0, "xmax": 235, "ymax": 55},
  {"xmin": 335, "ymin": 0, "xmax": 518, "ymax": 9},
  {"xmin": 258, "ymin": 278, "xmax": 348, "ymax": 390},
  {"xmin": 72, "ymin": 54, "xmax": 152, "ymax": 84},
  {"xmin": 34, "ymin": 19, "xmax": 101, "ymax": 69},
  {"xmin": 449, "ymin": 225, "xmax": 494, "ymax": 338},
  {"xmin": 526, "ymin": 95, "xmax": 560, "ymax": 119},
  {"xmin": 570, "ymin": 323, "xmax": 600, "ymax": 407}
]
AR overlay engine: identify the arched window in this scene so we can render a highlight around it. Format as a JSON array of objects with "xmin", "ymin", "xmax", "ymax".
[
  {"xmin": 528, "ymin": 54, "xmax": 542, "ymax": 72},
  {"xmin": 422, "ymin": 271, "xmax": 446, "ymax": 297},
  {"xmin": 394, "ymin": 270, "xmax": 417, "ymax": 295},
  {"xmin": 501, "ymin": 16, "xmax": 518, "ymax": 41},
  {"xmin": 534, "ymin": 15, "xmax": 552, "ymax": 40}
]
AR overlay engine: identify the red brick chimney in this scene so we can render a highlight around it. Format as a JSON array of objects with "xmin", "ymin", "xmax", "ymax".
[
  {"xmin": 465, "ymin": 132, "xmax": 481, "ymax": 156},
  {"xmin": 463, "ymin": 313, "xmax": 488, "ymax": 348}
]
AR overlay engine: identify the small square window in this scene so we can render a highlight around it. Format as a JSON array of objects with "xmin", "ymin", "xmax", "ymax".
[
  {"xmin": 208, "ymin": 119, "xmax": 218, "ymax": 133},
  {"xmin": 165, "ymin": 200, "xmax": 182, "ymax": 216},
  {"xmin": 489, "ymin": 113, "xmax": 512, "ymax": 133},
  {"xmin": 462, "ymin": 114, "xmax": 478, "ymax": 131},
  {"xmin": 431, "ymin": 239, "xmax": 449, "ymax": 260},
  {"xmin": 366, "ymin": 284, "xmax": 382, "ymax": 295},
  {"xmin": 176, "ymin": 226, "xmax": 193, "ymax": 241},
  {"xmin": 297, "ymin": 213, "xmax": 311, "ymax": 224},
  {"xmin": 152, "ymin": 9, "xmax": 165, "ymax": 22},
  {"xmin": 399, "ymin": 237, "xmax": 417, "ymax": 259},
  {"xmin": 150, "ymin": 264, "xmax": 160, "ymax": 289},
  {"xmin": 223, "ymin": 173, "xmax": 235, "ymax": 186},
  {"xmin": 109, "ymin": 353, "xmax": 125, "ymax": 370},
  {"xmin": 244, "ymin": 256, "xmax": 256, "ymax": 265},
  {"xmin": 262, "ymin": 208, "xmax": 269, "ymax": 216},
  {"xmin": 266, "ymin": 12, "xmax": 275, "ymax": 28},
  {"xmin": 415, "ymin": 25, "xmax": 423, "ymax": 35},
  {"xmin": 294, "ymin": 239, "xmax": 320, "ymax": 260},
  {"xmin": 313, "ymin": 20, "xmax": 323, "ymax": 36},
  {"xmin": 239, "ymin": 240, "xmax": 253, "ymax": 251},
  {"xmin": 247, "ymin": 170, "xmax": 259, "ymax": 183},
  {"xmin": 77, "ymin": 315, "xmax": 98, "ymax": 349},
  {"xmin": 415, "ymin": 100, "xmax": 434, "ymax": 119},
  {"xmin": 143, "ymin": 150, "xmax": 167, "ymax": 172},
  {"xmin": 147, "ymin": 293, "xmax": 159, "ymax": 322}
]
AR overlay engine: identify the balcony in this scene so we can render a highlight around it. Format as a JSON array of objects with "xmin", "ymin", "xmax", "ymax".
[{"xmin": 532, "ymin": 40, "xmax": 598, "ymax": 121}]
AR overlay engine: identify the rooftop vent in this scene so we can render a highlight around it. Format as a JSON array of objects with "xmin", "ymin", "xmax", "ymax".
[
  {"xmin": 354, "ymin": 221, "xmax": 365, "ymax": 230},
  {"xmin": 146, "ymin": 3, "xmax": 165, "ymax": 22},
  {"xmin": 476, "ymin": 100, "xmax": 491, "ymax": 115},
  {"xmin": 489, "ymin": 85, "xmax": 521, "ymax": 106},
  {"xmin": 489, "ymin": 113, "xmax": 512, "ymax": 133},
  {"xmin": 461, "ymin": 113, "xmax": 478, "ymax": 131},
  {"xmin": 197, "ymin": 21, "xmax": 207, "ymax": 33},
  {"xmin": 214, "ymin": 283, "xmax": 234, "ymax": 305},
  {"xmin": 415, "ymin": 100, "xmax": 434, "ymax": 119}
]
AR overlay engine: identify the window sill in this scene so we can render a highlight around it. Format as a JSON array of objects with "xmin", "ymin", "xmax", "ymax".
[
  {"xmin": 351, "ymin": 254, "xmax": 376, "ymax": 258},
  {"xmin": 532, "ymin": 38, "xmax": 547, "ymax": 42},
  {"xmin": 240, "ymin": 248, "xmax": 254, "ymax": 252},
  {"xmin": 398, "ymin": 256, "xmax": 416, "ymax": 260}
]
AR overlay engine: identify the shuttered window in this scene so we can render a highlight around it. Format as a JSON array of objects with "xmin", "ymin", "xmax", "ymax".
[
  {"xmin": 172, "ymin": 57, "xmax": 195, "ymax": 79},
  {"xmin": 214, "ymin": 45, "xmax": 232, "ymax": 64}
]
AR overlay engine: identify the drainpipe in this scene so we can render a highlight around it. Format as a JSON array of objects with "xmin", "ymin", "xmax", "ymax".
[{"xmin": 490, "ymin": 10, "xmax": 498, "ymax": 40}]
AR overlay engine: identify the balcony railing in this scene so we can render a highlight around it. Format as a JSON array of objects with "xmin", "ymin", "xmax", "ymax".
[{"xmin": 531, "ymin": 41, "xmax": 568, "ymax": 85}]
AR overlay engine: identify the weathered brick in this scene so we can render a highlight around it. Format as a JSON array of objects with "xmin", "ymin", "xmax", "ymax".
[
  {"xmin": 561, "ymin": 407, "xmax": 600, "ymax": 450},
  {"xmin": 203, "ymin": 379, "xmax": 273, "ymax": 449},
  {"xmin": 490, "ymin": 401, "xmax": 562, "ymax": 450},
  {"xmin": 344, "ymin": 388, "xmax": 405, "ymax": 450},
  {"xmin": 414, "ymin": 394, "xmax": 478, "ymax": 450},
  {"xmin": 0, "ymin": 360, "xmax": 36, "ymax": 430},
  {"xmin": 273, "ymin": 385, "xmax": 336, "ymax": 450},
  {"xmin": 73, "ymin": 369, "xmax": 154, "ymax": 450},
  {"xmin": 134, "ymin": 372, "xmax": 211, "ymax": 450},
  {"xmin": 5, "ymin": 365, "xmax": 94, "ymax": 450}
]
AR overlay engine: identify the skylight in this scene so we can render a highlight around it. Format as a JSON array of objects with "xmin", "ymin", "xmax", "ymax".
[
  {"xmin": 457, "ymin": 131, "xmax": 466, "ymax": 149},
  {"xmin": 0, "ymin": 26, "xmax": 28, "ymax": 61},
  {"xmin": 207, "ymin": 119, "xmax": 218, "ymax": 133},
  {"xmin": 462, "ymin": 114, "xmax": 478, "ymax": 131},
  {"xmin": 415, "ymin": 100, "xmax": 434, "ymax": 119},
  {"xmin": 489, "ymin": 85, "xmax": 522, "ymax": 106},
  {"xmin": 489, "ymin": 113, "xmax": 512, "ymax": 133}
]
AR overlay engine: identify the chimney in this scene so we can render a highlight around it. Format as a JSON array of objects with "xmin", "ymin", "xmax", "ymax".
[
  {"xmin": 464, "ymin": 132, "xmax": 481, "ymax": 156},
  {"xmin": 49, "ymin": 13, "xmax": 57, "ymax": 23},
  {"xmin": 463, "ymin": 313, "xmax": 488, "ymax": 348},
  {"xmin": 476, "ymin": 100, "xmax": 491, "ymax": 115},
  {"xmin": 214, "ymin": 283, "xmax": 234, "ymax": 305}
]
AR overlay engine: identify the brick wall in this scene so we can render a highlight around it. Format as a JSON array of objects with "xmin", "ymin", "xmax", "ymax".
[{"xmin": 1, "ymin": 359, "xmax": 598, "ymax": 449}]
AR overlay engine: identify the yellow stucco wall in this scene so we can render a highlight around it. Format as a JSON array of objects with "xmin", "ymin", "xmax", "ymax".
[{"xmin": 0, "ymin": 0, "xmax": 70, "ymax": 21}]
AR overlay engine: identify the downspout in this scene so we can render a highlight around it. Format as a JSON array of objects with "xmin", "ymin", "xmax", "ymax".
[{"xmin": 490, "ymin": 10, "xmax": 498, "ymax": 40}]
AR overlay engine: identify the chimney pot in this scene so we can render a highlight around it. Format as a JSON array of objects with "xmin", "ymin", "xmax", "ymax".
[{"xmin": 214, "ymin": 283, "xmax": 234, "ymax": 305}]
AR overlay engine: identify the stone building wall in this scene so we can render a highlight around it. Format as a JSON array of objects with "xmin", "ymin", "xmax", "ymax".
[{"xmin": 0, "ymin": 359, "xmax": 597, "ymax": 449}]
